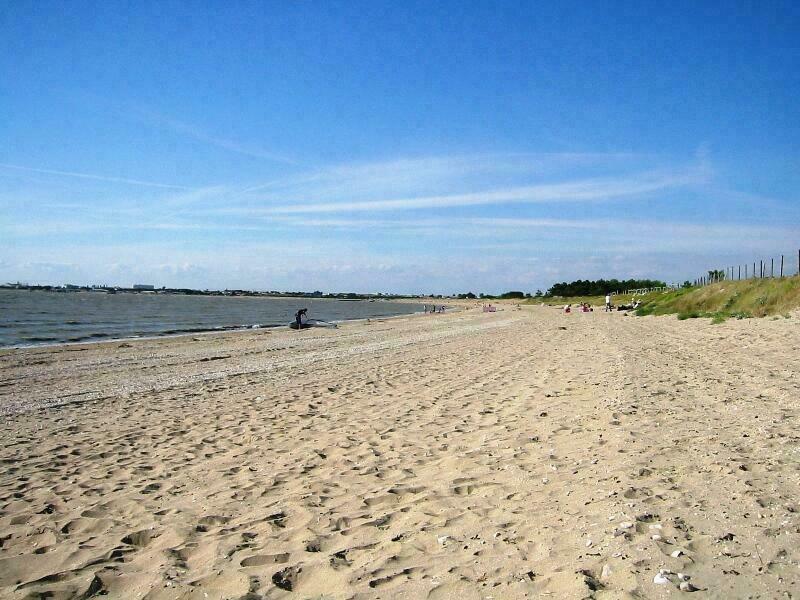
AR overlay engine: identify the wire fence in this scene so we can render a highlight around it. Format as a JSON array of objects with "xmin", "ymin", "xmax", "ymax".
[
  {"xmin": 694, "ymin": 249, "xmax": 800, "ymax": 286},
  {"xmin": 612, "ymin": 286, "xmax": 677, "ymax": 296}
]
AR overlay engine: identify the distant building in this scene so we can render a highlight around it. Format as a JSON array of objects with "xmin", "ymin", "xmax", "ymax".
[{"xmin": 133, "ymin": 284, "xmax": 155, "ymax": 290}]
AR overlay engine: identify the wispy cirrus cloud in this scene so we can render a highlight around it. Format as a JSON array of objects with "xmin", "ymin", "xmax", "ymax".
[
  {"xmin": 0, "ymin": 163, "xmax": 194, "ymax": 190},
  {"xmin": 244, "ymin": 168, "xmax": 704, "ymax": 214},
  {"xmin": 7, "ymin": 146, "xmax": 781, "ymax": 292},
  {"xmin": 135, "ymin": 109, "xmax": 299, "ymax": 165},
  {"xmin": 240, "ymin": 151, "xmax": 644, "ymax": 194}
]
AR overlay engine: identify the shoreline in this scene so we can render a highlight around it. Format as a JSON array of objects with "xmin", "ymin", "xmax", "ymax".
[{"xmin": 0, "ymin": 303, "xmax": 442, "ymax": 353}]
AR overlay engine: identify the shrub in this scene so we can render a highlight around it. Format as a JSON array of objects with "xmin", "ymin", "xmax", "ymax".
[
  {"xmin": 677, "ymin": 311, "xmax": 701, "ymax": 320},
  {"xmin": 499, "ymin": 291, "xmax": 525, "ymax": 299}
]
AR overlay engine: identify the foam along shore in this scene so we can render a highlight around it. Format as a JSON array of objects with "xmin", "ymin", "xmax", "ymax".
[{"xmin": 1, "ymin": 306, "xmax": 799, "ymax": 598}]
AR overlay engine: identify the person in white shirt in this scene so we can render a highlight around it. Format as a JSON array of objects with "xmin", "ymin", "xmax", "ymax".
[{"xmin": 605, "ymin": 294, "xmax": 612, "ymax": 312}]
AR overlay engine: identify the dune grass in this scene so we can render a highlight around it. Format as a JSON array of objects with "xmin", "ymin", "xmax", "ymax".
[
  {"xmin": 529, "ymin": 290, "xmax": 662, "ymax": 309},
  {"xmin": 634, "ymin": 276, "xmax": 800, "ymax": 321},
  {"xmin": 530, "ymin": 276, "xmax": 800, "ymax": 322}
]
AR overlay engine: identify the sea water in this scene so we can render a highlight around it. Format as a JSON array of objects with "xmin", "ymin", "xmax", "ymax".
[{"xmin": 0, "ymin": 290, "xmax": 426, "ymax": 347}]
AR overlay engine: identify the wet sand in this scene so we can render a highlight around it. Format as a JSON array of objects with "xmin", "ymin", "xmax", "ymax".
[{"xmin": 1, "ymin": 306, "xmax": 799, "ymax": 598}]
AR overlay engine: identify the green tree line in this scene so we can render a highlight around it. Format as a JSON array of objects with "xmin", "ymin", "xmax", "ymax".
[{"xmin": 547, "ymin": 278, "xmax": 666, "ymax": 297}]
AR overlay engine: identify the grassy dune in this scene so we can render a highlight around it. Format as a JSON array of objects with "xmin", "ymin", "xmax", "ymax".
[
  {"xmin": 635, "ymin": 276, "xmax": 800, "ymax": 321},
  {"xmin": 531, "ymin": 276, "xmax": 800, "ymax": 322},
  {"xmin": 528, "ymin": 291, "xmax": 661, "ymax": 308}
]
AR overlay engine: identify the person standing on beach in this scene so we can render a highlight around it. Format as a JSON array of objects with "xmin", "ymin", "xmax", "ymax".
[
  {"xmin": 605, "ymin": 294, "xmax": 611, "ymax": 312},
  {"xmin": 294, "ymin": 308, "xmax": 308, "ymax": 328}
]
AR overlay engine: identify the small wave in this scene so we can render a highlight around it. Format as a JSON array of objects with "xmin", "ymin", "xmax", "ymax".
[{"xmin": 162, "ymin": 327, "xmax": 223, "ymax": 335}]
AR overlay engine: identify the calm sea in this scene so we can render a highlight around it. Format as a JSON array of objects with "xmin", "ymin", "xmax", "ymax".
[{"xmin": 0, "ymin": 290, "xmax": 426, "ymax": 348}]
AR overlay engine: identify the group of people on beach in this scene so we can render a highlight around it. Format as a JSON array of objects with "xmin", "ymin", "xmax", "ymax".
[
  {"xmin": 423, "ymin": 305, "xmax": 445, "ymax": 314},
  {"xmin": 564, "ymin": 295, "xmax": 641, "ymax": 314},
  {"xmin": 563, "ymin": 302, "xmax": 593, "ymax": 314}
]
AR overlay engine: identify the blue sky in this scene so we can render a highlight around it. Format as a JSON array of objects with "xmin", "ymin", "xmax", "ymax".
[{"xmin": 2, "ymin": 1, "xmax": 799, "ymax": 293}]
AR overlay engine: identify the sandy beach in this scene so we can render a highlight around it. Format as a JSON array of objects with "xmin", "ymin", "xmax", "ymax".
[{"xmin": 1, "ymin": 306, "xmax": 799, "ymax": 599}]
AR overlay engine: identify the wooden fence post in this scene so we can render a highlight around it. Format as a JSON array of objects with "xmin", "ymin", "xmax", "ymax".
[
  {"xmin": 781, "ymin": 255, "xmax": 784, "ymax": 278},
  {"xmin": 738, "ymin": 265, "xmax": 741, "ymax": 280},
  {"xmin": 745, "ymin": 264, "xmax": 748, "ymax": 279},
  {"xmin": 760, "ymin": 260, "xmax": 763, "ymax": 278},
  {"xmin": 771, "ymin": 258, "xmax": 774, "ymax": 278}
]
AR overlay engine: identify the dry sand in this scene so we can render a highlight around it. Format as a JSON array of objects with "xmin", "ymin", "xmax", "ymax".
[{"xmin": 1, "ymin": 306, "xmax": 799, "ymax": 599}]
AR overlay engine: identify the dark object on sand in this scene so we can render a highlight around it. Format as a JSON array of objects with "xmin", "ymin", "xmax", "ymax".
[{"xmin": 289, "ymin": 319, "xmax": 338, "ymax": 330}]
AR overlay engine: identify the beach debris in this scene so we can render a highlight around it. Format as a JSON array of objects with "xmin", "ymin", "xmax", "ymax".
[
  {"xmin": 601, "ymin": 564, "xmax": 613, "ymax": 580},
  {"xmin": 680, "ymin": 580, "xmax": 699, "ymax": 592},
  {"xmin": 437, "ymin": 535, "xmax": 450, "ymax": 546},
  {"xmin": 653, "ymin": 569, "xmax": 672, "ymax": 585},
  {"xmin": 577, "ymin": 569, "xmax": 603, "ymax": 591},
  {"xmin": 671, "ymin": 549, "xmax": 685, "ymax": 558},
  {"xmin": 636, "ymin": 512, "xmax": 658, "ymax": 523},
  {"xmin": 614, "ymin": 520, "xmax": 635, "ymax": 536},
  {"xmin": 272, "ymin": 565, "xmax": 301, "ymax": 591},
  {"xmin": 651, "ymin": 534, "xmax": 663, "ymax": 541},
  {"xmin": 330, "ymin": 550, "xmax": 351, "ymax": 569},
  {"xmin": 585, "ymin": 539, "xmax": 593, "ymax": 547}
]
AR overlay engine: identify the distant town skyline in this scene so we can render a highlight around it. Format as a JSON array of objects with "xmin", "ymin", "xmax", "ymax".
[{"xmin": 2, "ymin": 2, "xmax": 799, "ymax": 294}]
